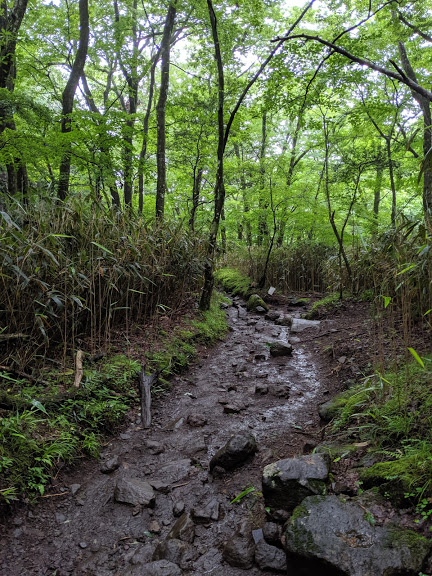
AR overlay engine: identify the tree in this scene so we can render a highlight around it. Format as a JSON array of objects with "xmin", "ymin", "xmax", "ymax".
[
  {"xmin": 155, "ymin": 0, "xmax": 177, "ymax": 219},
  {"xmin": 57, "ymin": 0, "xmax": 89, "ymax": 201}
]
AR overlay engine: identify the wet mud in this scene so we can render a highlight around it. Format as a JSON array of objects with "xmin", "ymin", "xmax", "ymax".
[{"xmin": 0, "ymin": 296, "xmax": 332, "ymax": 576}]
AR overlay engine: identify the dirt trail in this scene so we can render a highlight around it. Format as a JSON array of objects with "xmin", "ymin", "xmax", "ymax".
[{"xmin": 0, "ymin": 296, "xmax": 333, "ymax": 576}]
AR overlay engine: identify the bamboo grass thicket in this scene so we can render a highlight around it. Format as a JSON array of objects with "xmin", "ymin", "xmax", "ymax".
[{"xmin": 0, "ymin": 198, "xmax": 205, "ymax": 370}]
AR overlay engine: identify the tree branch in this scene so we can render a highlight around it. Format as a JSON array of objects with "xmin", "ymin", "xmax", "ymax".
[{"xmin": 272, "ymin": 33, "xmax": 432, "ymax": 102}]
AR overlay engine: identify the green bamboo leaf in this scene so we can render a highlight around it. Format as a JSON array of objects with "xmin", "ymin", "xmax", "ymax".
[
  {"xmin": 91, "ymin": 241, "xmax": 114, "ymax": 255},
  {"xmin": 230, "ymin": 486, "xmax": 256, "ymax": 504},
  {"xmin": 396, "ymin": 264, "xmax": 417, "ymax": 276},
  {"xmin": 408, "ymin": 347, "xmax": 425, "ymax": 369}
]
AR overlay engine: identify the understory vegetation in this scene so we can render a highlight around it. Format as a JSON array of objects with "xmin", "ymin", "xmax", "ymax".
[{"xmin": 326, "ymin": 354, "xmax": 432, "ymax": 517}]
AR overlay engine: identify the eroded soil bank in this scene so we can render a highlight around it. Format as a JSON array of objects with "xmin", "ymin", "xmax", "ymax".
[{"xmin": 0, "ymin": 295, "xmax": 353, "ymax": 576}]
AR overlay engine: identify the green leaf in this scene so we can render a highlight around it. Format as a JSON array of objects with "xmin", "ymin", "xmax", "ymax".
[
  {"xmin": 383, "ymin": 296, "xmax": 391, "ymax": 308},
  {"xmin": 30, "ymin": 399, "xmax": 48, "ymax": 415},
  {"xmin": 407, "ymin": 347, "xmax": 425, "ymax": 369},
  {"xmin": 91, "ymin": 241, "xmax": 114, "ymax": 255},
  {"xmin": 230, "ymin": 486, "xmax": 256, "ymax": 504}
]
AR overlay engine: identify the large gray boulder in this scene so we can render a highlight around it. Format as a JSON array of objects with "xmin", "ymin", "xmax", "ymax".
[
  {"xmin": 114, "ymin": 476, "xmax": 155, "ymax": 507},
  {"xmin": 284, "ymin": 494, "xmax": 431, "ymax": 576},
  {"xmin": 262, "ymin": 454, "xmax": 329, "ymax": 512},
  {"xmin": 209, "ymin": 432, "xmax": 257, "ymax": 472}
]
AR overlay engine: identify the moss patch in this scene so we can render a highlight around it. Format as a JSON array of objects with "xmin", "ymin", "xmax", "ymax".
[{"xmin": 214, "ymin": 267, "xmax": 253, "ymax": 298}]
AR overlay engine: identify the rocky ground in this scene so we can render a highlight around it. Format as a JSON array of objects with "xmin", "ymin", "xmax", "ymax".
[{"xmin": 0, "ymin": 294, "xmax": 428, "ymax": 576}]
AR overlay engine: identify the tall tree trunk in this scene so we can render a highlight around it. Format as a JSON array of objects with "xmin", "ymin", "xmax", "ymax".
[
  {"xmin": 398, "ymin": 41, "xmax": 432, "ymax": 228},
  {"xmin": 257, "ymin": 111, "xmax": 268, "ymax": 246},
  {"xmin": 189, "ymin": 166, "xmax": 203, "ymax": 231},
  {"xmin": 155, "ymin": 0, "xmax": 177, "ymax": 219},
  {"xmin": 373, "ymin": 155, "xmax": 384, "ymax": 234},
  {"xmin": 57, "ymin": 0, "xmax": 89, "ymax": 201},
  {"xmin": 234, "ymin": 142, "xmax": 252, "ymax": 245},
  {"xmin": 0, "ymin": 0, "xmax": 28, "ymax": 133},
  {"xmin": 139, "ymin": 52, "xmax": 159, "ymax": 215},
  {"xmin": 199, "ymin": 0, "xmax": 225, "ymax": 311},
  {"xmin": 220, "ymin": 207, "xmax": 227, "ymax": 255},
  {"xmin": 386, "ymin": 138, "xmax": 397, "ymax": 227}
]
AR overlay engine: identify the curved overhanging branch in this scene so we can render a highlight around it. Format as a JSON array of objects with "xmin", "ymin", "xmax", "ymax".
[{"xmin": 271, "ymin": 33, "xmax": 432, "ymax": 103}]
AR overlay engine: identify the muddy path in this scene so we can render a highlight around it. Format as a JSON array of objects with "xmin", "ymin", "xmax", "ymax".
[{"xmin": 0, "ymin": 296, "xmax": 334, "ymax": 576}]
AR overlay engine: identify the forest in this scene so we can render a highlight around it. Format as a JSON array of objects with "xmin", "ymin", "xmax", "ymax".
[{"xmin": 1, "ymin": 0, "xmax": 432, "ymax": 559}]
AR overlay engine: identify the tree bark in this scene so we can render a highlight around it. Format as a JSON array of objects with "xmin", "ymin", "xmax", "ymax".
[
  {"xmin": 57, "ymin": 0, "xmax": 89, "ymax": 201},
  {"xmin": 257, "ymin": 111, "xmax": 268, "ymax": 245},
  {"xmin": 199, "ymin": 0, "xmax": 225, "ymax": 311},
  {"xmin": 234, "ymin": 142, "xmax": 252, "ymax": 245},
  {"xmin": 397, "ymin": 41, "xmax": 432, "ymax": 227},
  {"xmin": 139, "ymin": 52, "xmax": 160, "ymax": 215},
  {"xmin": 155, "ymin": 0, "xmax": 177, "ymax": 219},
  {"xmin": 189, "ymin": 166, "xmax": 203, "ymax": 231}
]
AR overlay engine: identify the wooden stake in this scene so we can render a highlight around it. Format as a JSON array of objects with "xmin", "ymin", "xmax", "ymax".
[
  {"xmin": 139, "ymin": 368, "xmax": 158, "ymax": 428},
  {"xmin": 74, "ymin": 350, "xmax": 84, "ymax": 388}
]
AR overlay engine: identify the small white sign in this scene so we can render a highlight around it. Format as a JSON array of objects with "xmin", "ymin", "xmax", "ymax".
[{"xmin": 268, "ymin": 286, "xmax": 276, "ymax": 296}]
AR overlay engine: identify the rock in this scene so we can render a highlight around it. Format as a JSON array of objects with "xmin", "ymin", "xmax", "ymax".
[
  {"xmin": 269, "ymin": 341, "xmax": 293, "ymax": 357},
  {"xmin": 222, "ymin": 519, "xmax": 255, "ymax": 569},
  {"xmin": 126, "ymin": 560, "xmax": 181, "ymax": 576},
  {"xmin": 173, "ymin": 501, "xmax": 185, "ymax": 518},
  {"xmin": 223, "ymin": 402, "xmax": 246, "ymax": 414},
  {"xmin": 246, "ymin": 294, "xmax": 269, "ymax": 312},
  {"xmin": 255, "ymin": 306, "xmax": 266, "ymax": 314},
  {"xmin": 255, "ymin": 382, "xmax": 269, "ymax": 395},
  {"xmin": 254, "ymin": 353, "xmax": 266, "ymax": 361},
  {"xmin": 275, "ymin": 314, "xmax": 293, "ymax": 327},
  {"xmin": 255, "ymin": 539, "xmax": 287, "ymax": 572},
  {"xmin": 114, "ymin": 476, "xmax": 155, "ymax": 507},
  {"xmin": 268, "ymin": 383, "xmax": 290, "ymax": 398},
  {"xmin": 149, "ymin": 520, "xmax": 161, "ymax": 534},
  {"xmin": 100, "ymin": 455, "xmax": 120, "ymax": 474},
  {"xmin": 167, "ymin": 512, "xmax": 195, "ymax": 543},
  {"xmin": 186, "ymin": 413, "xmax": 207, "ymax": 428},
  {"xmin": 290, "ymin": 318, "xmax": 320, "ymax": 333},
  {"xmin": 155, "ymin": 460, "xmax": 191, "ymax": 485},
  {"xmin": 252, "ymin": 528, "xmax": 264, "ymax": 544},
  {"xmin": 209, "ymin": 432, "xmax": 257, "ymax": 472},
  {"xmin": 262, "ymin": 454, "xmax": 329, "ymax": 512},
  {"xmin": 145, "ymin": 440, "xmax": 165, "ymax": 454},
  {"xmin": 70, "ymin": 483, "xmax": 81, "ymax": 495},
  {"xmin": 148, "ymin": 478, "xmax": 170, "ymax": 494},
  {"xmin": 284, "ymin": 494, "xmax": 431, "ymax": 576},
  {"xmin": 191, "ymin": 498, "xmax": 220, "ymax": 524},
  {"xmin": 79, "ymin": 541, "xmax": 87, "ymax": 549},
  {"xmin": 262, "ymin": 522, "xmax": 282, "ymax": 546},
  {"xmin": 265, "ymin": 310, "xmax": 281, "ymax": 321},
  {"xmin": 152, "ymin": 539, "xmax": 193, "ymax": 569}
]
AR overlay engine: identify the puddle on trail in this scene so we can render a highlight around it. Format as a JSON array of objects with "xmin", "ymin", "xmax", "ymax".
[{"xmin": 0, "ymin": 297, "xmax": 326, "ymax": 576}]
